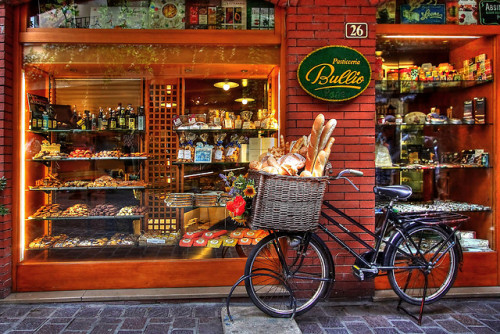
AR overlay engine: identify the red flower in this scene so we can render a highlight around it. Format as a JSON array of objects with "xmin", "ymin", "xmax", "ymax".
[{"xmin": 227, "ymin": 195, "xmax": 246, "ymax": 217}]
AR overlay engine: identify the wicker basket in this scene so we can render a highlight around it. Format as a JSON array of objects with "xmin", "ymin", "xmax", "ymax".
[{"xmin": 247, "ymin": 170, "xmax": 329, "ymax": 231}]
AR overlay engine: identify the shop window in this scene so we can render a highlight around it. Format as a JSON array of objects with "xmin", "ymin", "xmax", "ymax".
[
  {"xmin": 21, "ymin": 43, "xmax": 280, "ymax": 262},
  {"xmin": 28, "ymin": 0, "xmax": 275, "ymax": 30}
]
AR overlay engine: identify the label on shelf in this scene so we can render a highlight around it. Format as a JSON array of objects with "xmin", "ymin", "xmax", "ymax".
[{"xmin": 146, "ymin": 238, "xmax": 166, "ymax": 244}]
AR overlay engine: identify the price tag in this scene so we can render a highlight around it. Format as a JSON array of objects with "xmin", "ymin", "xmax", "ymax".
[
  {"xmin": 184, "ymin": 149, "xmax": 192, "ymax": 160},
  {"xmin": 177, "ymin": 150, "xmax": 184, "ymax": 160},
  {"xmin": 147, "ymin": 238, "xmax": 166, "ymax": 244},
  {"xmin": 345, "ymin": 23, "xmax": 368, "ymax": 39},
  {"xmin": 226, "ymin": 147, "xmax": 236, "ymax": 157},
  {"xmin": 215, "ymin": 149, "xmax": 223, "ymax": 160}
]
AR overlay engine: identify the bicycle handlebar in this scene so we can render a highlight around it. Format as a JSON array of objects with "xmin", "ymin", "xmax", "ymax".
[{"xmin": 329, "ymin": 169, "xmax": 363, "ymax": 191}]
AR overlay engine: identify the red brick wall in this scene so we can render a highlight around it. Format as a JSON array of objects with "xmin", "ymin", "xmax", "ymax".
[
  {"xmin": 0, "ymin": 2, "xmax": 13, "ymax": 299},
  {"xmin": 285, "ymin": 0, "xmax": 376, "ymax": 298}
]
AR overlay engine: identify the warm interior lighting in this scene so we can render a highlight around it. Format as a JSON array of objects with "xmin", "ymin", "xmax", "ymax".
[
  {"xmin": 241, "ymin": 79, "xmax": 248, "ymax": 87},
  {"xmin": 235, "ymin": 97, "xmax": 255, "ymax": 104},
  {"xmin": 214, "ymin": 80, "xmax": 239, "ymax": 90},
  {"xmin": 20, "ymin": 71, "xmax": 26, "ymax": 261},
  {"xmin": 382, "ymin": 35, "xmax": 480, "ymax": 39}
]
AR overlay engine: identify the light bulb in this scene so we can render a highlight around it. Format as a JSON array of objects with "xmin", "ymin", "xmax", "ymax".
[
  {"xmin": 223, "ymin": 83, "xmax": 230, "ymax": 91},
  {"xmin": 242, "ymin": 98, "xmax": 248, "ymax": 105}
]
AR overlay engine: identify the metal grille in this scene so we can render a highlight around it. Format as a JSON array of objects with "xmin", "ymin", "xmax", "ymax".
[{"xmin": 145, "ymin": 80, "xmax": 180, "ymax": 232}]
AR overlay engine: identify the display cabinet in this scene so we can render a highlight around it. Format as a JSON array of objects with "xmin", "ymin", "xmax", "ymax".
[{"xmin": 375, "ymin": 26, "xmax": 498, "ymax": 288}]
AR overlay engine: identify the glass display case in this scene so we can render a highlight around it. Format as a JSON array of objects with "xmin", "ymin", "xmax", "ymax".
[{"xmin": 375, "ymin": 29, "xmax": 496, "ymax": 287}]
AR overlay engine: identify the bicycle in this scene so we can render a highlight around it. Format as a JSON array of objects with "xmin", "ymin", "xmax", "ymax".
[{"xmin": 229, "ymin": 169, "xmax": 467, "ymax": 325}]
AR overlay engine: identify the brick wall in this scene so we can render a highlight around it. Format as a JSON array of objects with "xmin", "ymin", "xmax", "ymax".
[
  {"xmin": 285, "ymin": 0, "xmax": 376, "ymax": 298},
  {"xmin": 0, "ymin": 2, "xmax": 13, "ymax": 299}
]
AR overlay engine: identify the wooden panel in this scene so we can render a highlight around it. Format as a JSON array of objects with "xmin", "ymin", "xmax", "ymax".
[
  {"xmin": 20, "ymin": 29, "xmax": 281, "ymax": 46},
  {"xmin": 16, "ymin": 258, "xmax": 246, "ymax": 291},
  {"xmin": 145, "ymin": 80, "xmax": 179, "ymax": 232},
  {"xmin": 375, "ymin": 251, "xmax": 498, "ymax": 290}
]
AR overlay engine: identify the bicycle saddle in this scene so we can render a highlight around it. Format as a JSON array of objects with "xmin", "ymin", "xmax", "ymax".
[{"xmin": 373, "ymin": 185, "xmax": 412, "ymax": 200}]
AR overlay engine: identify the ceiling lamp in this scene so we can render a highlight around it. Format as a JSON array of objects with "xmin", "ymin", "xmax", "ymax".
[
  {"xmin": 214, "ymin": 80, "xmax": 239, "ymax": 91},
  {"xmin": 235, "ymin": 97, "xmax": 255, "ymax": 105}
]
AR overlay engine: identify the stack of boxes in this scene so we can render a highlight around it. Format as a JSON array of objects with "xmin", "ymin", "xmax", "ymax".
[
  {"xmin": 462, "ymin": 53, "xmax": 492, "ymax": 81},
  {"xmin": 458, "ymin": 230, "xmax": 493, "ymax": 252}
]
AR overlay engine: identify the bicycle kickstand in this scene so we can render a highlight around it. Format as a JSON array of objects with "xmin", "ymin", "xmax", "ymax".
[{"xmin": 396, "ymin": 273, "xmax": 428, "ymax": 326}]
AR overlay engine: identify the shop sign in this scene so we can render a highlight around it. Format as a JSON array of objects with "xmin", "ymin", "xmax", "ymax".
[
  {"xmin": 400, "ymin": 4, "xmax": 446, "ymax": 24},
  {"xmin": 479, "ymin": 0, "xmax": 500, "ymax": 24},
  {"xmin": 297, "ymin": 45, "xmax": 371, "ymax": 102}
]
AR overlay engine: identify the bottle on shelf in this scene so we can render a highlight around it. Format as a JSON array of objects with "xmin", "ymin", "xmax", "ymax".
[
  {"xmin": 137, "ymin": 106, "xmax": 145, "ymax": 131},
  {"xmin": 224, "ymin": 112, "xmax": 233, "ymax": 129},
  {"xmin": 84, "ymin": 110, "xmax": 91, "ymax": 130},
  {"xmin": 98, "ymin": 107, "xmax": 104, "ymax": 130},
  {"xmin": 41, "ymin": 109, "xmax": 49, "ymax": 130},
  {"xmin": 235, "ymin": 115, "xmax": 242, "ymax": 129},
  {"xmin": 213, "ymin": 110, "xmax": 221, "ymax": 127},
  {"xmin": 71, "ymin": 105, "xmax": 78, "ymax": 129},
  {"xmin": 30, "ymin": 110, "xmax": 39, "ymax": 130},
  {"xmin": 91, "ymin": 113, "xmax": 98, "ymax": 131},
  {"xmin": 128, "ymin": 107, "xmax": 136, "ymax": 130},
  {"xmin": 102, "ymin": 109, "xmax": 109, "ymax": 129},
  {"xmin": 109, "ymin": 110, "xmax": 117, "ymax": 130},
  {"xmin": 49, "ymin": 106, "xmax": 57, "ymax": 129},
  {"xmin": 125, "ymin": 104, "xmax": 132, "ymax": 129},
  {"xmin": 46, "ymin": 106, "xmax": 53, "ymax": 130},
  {"xmin": 77, "ymin": 112, "xmax": 86, "ymax": 130},
  {"xmin": 118, "ymin": 104, "xmax": 126, "ymax": 129}
]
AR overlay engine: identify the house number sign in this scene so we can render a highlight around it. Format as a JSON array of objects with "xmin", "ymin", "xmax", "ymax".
[{"xmin": 297, "ymin": 45, "xmax": 372, "ymax": 102}]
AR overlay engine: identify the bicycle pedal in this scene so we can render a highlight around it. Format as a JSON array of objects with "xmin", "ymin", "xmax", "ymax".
[{"xmin": 352, "ymin": 265, "xmax": 378, "ymax": 281}]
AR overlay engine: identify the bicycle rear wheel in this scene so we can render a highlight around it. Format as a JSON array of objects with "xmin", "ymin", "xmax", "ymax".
[
  {"xmin": 387, "ymin": 224, "xmax": 459, "ymax": 305},
  {"xmin": 244, "ymin": 232, "xmax": 333, "ymax": 317}
]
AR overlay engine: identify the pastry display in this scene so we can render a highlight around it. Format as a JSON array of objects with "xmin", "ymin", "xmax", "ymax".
[
  {"xmin": 87, "ymin": 175, "xmax": 118, "ymax": 188},
  {"xmin": 249, "ymin": 114, "xmax": 336, "ymax": 177},
  {"xmin": 28, "ymin": 234, "xmax": 67, "ymax": 249},
  {"xmin": 63, "ymin": 180, "xmax": 90, "ymax": 187},
  {"xmin": 93, "ymin": 150, "xmax": 122, "ymax": 158},
  {"xmin": 34, "ymin": 174, "xmax": 63, "ymax": 188},
  {"xmin": 165, "ymin": 193, "xmax": 194, "ymax": 207},
  {"xmin": 68, "ymin": 149, "xmax": 92, "ymax": 158},
  {"xmin": 117, "ymin": 206, "xmax": 148, "ymax": 216},
  {"xmin": 60, "ymin": 204, "xmax": 90, "ymax": 217},
  {"xmin": 53, "ymin": 237, "xmax": 81, "ymax": 248},
  {"xmin": 107, "ymin": 233, "xmax": 137, "ymax": 246},
  {"xmin": 89, "ymin": 204, "xmax": 119, "ymax": 216},
  {"xmin": 77, "ymin": 237, "xmax": 109, "ymax": 247},
  {"xmin": 30, "ymin": 204, "xmax": 63, "ymax": 218}
]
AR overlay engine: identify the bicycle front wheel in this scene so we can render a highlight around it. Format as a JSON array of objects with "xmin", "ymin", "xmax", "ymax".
[
  {"xmin": 387, "ymin": 224, "xmax": 459, "ymax": 305},
  {"xmin": 244, "ymin": 232, "xmax": 333, "ymax": 317}
]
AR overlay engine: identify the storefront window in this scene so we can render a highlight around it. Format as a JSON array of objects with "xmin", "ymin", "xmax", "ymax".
[
  {"xmin": 22, "ymin": 43, "xmax": 280, "ymax": 262},
  {"xmin": 28, "ymin": 0, "xmax": 275, "ymax": 30}
]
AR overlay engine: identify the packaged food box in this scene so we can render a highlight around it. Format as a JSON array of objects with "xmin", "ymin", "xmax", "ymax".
[{"xmin": 458, "ymin": 0, "xmax": 478, "ymax": 25}]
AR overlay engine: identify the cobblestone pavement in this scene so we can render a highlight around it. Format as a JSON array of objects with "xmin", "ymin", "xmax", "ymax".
[{"xmin": 0, "ymin": 297, "xmax": 499, "ymax": 333}]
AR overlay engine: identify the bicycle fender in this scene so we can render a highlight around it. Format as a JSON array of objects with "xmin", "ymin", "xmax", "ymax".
[
  {"xmin": 439, "ymin": 223, "xmax": 464, "ymax": 264},
  {"xmin": 381, "ymin": 221, "xmax": 422, "ymax": 267}
]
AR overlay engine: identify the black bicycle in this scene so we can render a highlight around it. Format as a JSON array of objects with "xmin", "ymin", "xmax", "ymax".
[{"xmin": 240, "ymin": 169, "xmax": 467, "ymax": 323}]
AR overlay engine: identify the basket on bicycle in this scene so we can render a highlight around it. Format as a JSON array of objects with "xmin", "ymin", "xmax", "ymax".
[{"xmin": 247, "ymin": 169, "xmax": 329, "ymax": 231}]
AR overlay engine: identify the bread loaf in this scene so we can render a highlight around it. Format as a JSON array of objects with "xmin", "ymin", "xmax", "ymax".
[
  {"xmin": 300, "ymin": 170, "xmax": 313, "ymax": 177},
  {"xmin": 312, "ymin": 137, "xmax": 335, "ymax": 177},
  {"xmin": 262, "ymin": 166, "xmax": 279, "ymax": 174},
  {"xmin": 319, "ymin": 119, "xmax": 337, "ymax": 151},
  {"xmin": 290, "ymin": 137, "xmax": 304, "ymax": 153},
  {"xmin": 305, "ymin": 114, "xmax": 325, "ymax": 173}
]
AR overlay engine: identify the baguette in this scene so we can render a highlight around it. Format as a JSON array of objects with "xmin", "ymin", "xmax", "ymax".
[
  {"xmin": 318, "ymin": 119, "xmax": 337, "ymax": 151},
  {"xmin": 312, "ymin": 137, "xmax": 335, "ymax": 177},
  {"xmin": 290, "ymin": 136, "xmax": 304, "ymax": 153},
  {"xmin": 305, "ymin": 114, "xmax": 325, "ymax": 173}
]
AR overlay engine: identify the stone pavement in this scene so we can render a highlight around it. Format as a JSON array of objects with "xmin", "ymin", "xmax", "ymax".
[{"xmin": 0, "ymin": 297, "xmax": 499, "ymax": 333}]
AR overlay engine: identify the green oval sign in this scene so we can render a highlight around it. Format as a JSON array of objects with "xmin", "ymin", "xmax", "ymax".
[{"xmin": 297, "ymin": 45, "xmax": 372, "ymax": 102}]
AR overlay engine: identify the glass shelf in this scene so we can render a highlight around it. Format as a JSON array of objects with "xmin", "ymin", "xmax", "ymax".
[
  {"xmin": 28, "ymin": 157, "xmax": 147, "ymax": 162},
  {"xmin": 28, "ymin": 186, "xmax": 147, "ymax": 191},
  {"xmin": 175, "ymin": 128, "xmax": 277, "ymax": 134},
  {"xmin": 172, "ymin": 162, "xmax": 250, "ymax": 166},
  {"xmin": 375, "ymin": 78, "xmax": 493, "ymax": 94},
  {"xmin": 28, "ymin": 129, "xmax": 145, "ymax": 134},
  {"xmin": 27, "ymin": 215, "xmax": 145, "ymax": 221},
  {"xmin": 376, "ymin": 122, "xmax": 492, "ymax": 127},
  {"xmin": 376, "ymin": 165, "xmax": 491, "ymax": 170}
]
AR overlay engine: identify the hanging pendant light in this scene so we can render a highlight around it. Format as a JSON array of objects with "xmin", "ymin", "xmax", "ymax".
[
  {"xmin": 214, "ymin": 80, "xmax": 239, "ymax": 91},
  {"xmin": 235, "ymin": 97, "xmax": 255, "ymax": 105}
]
